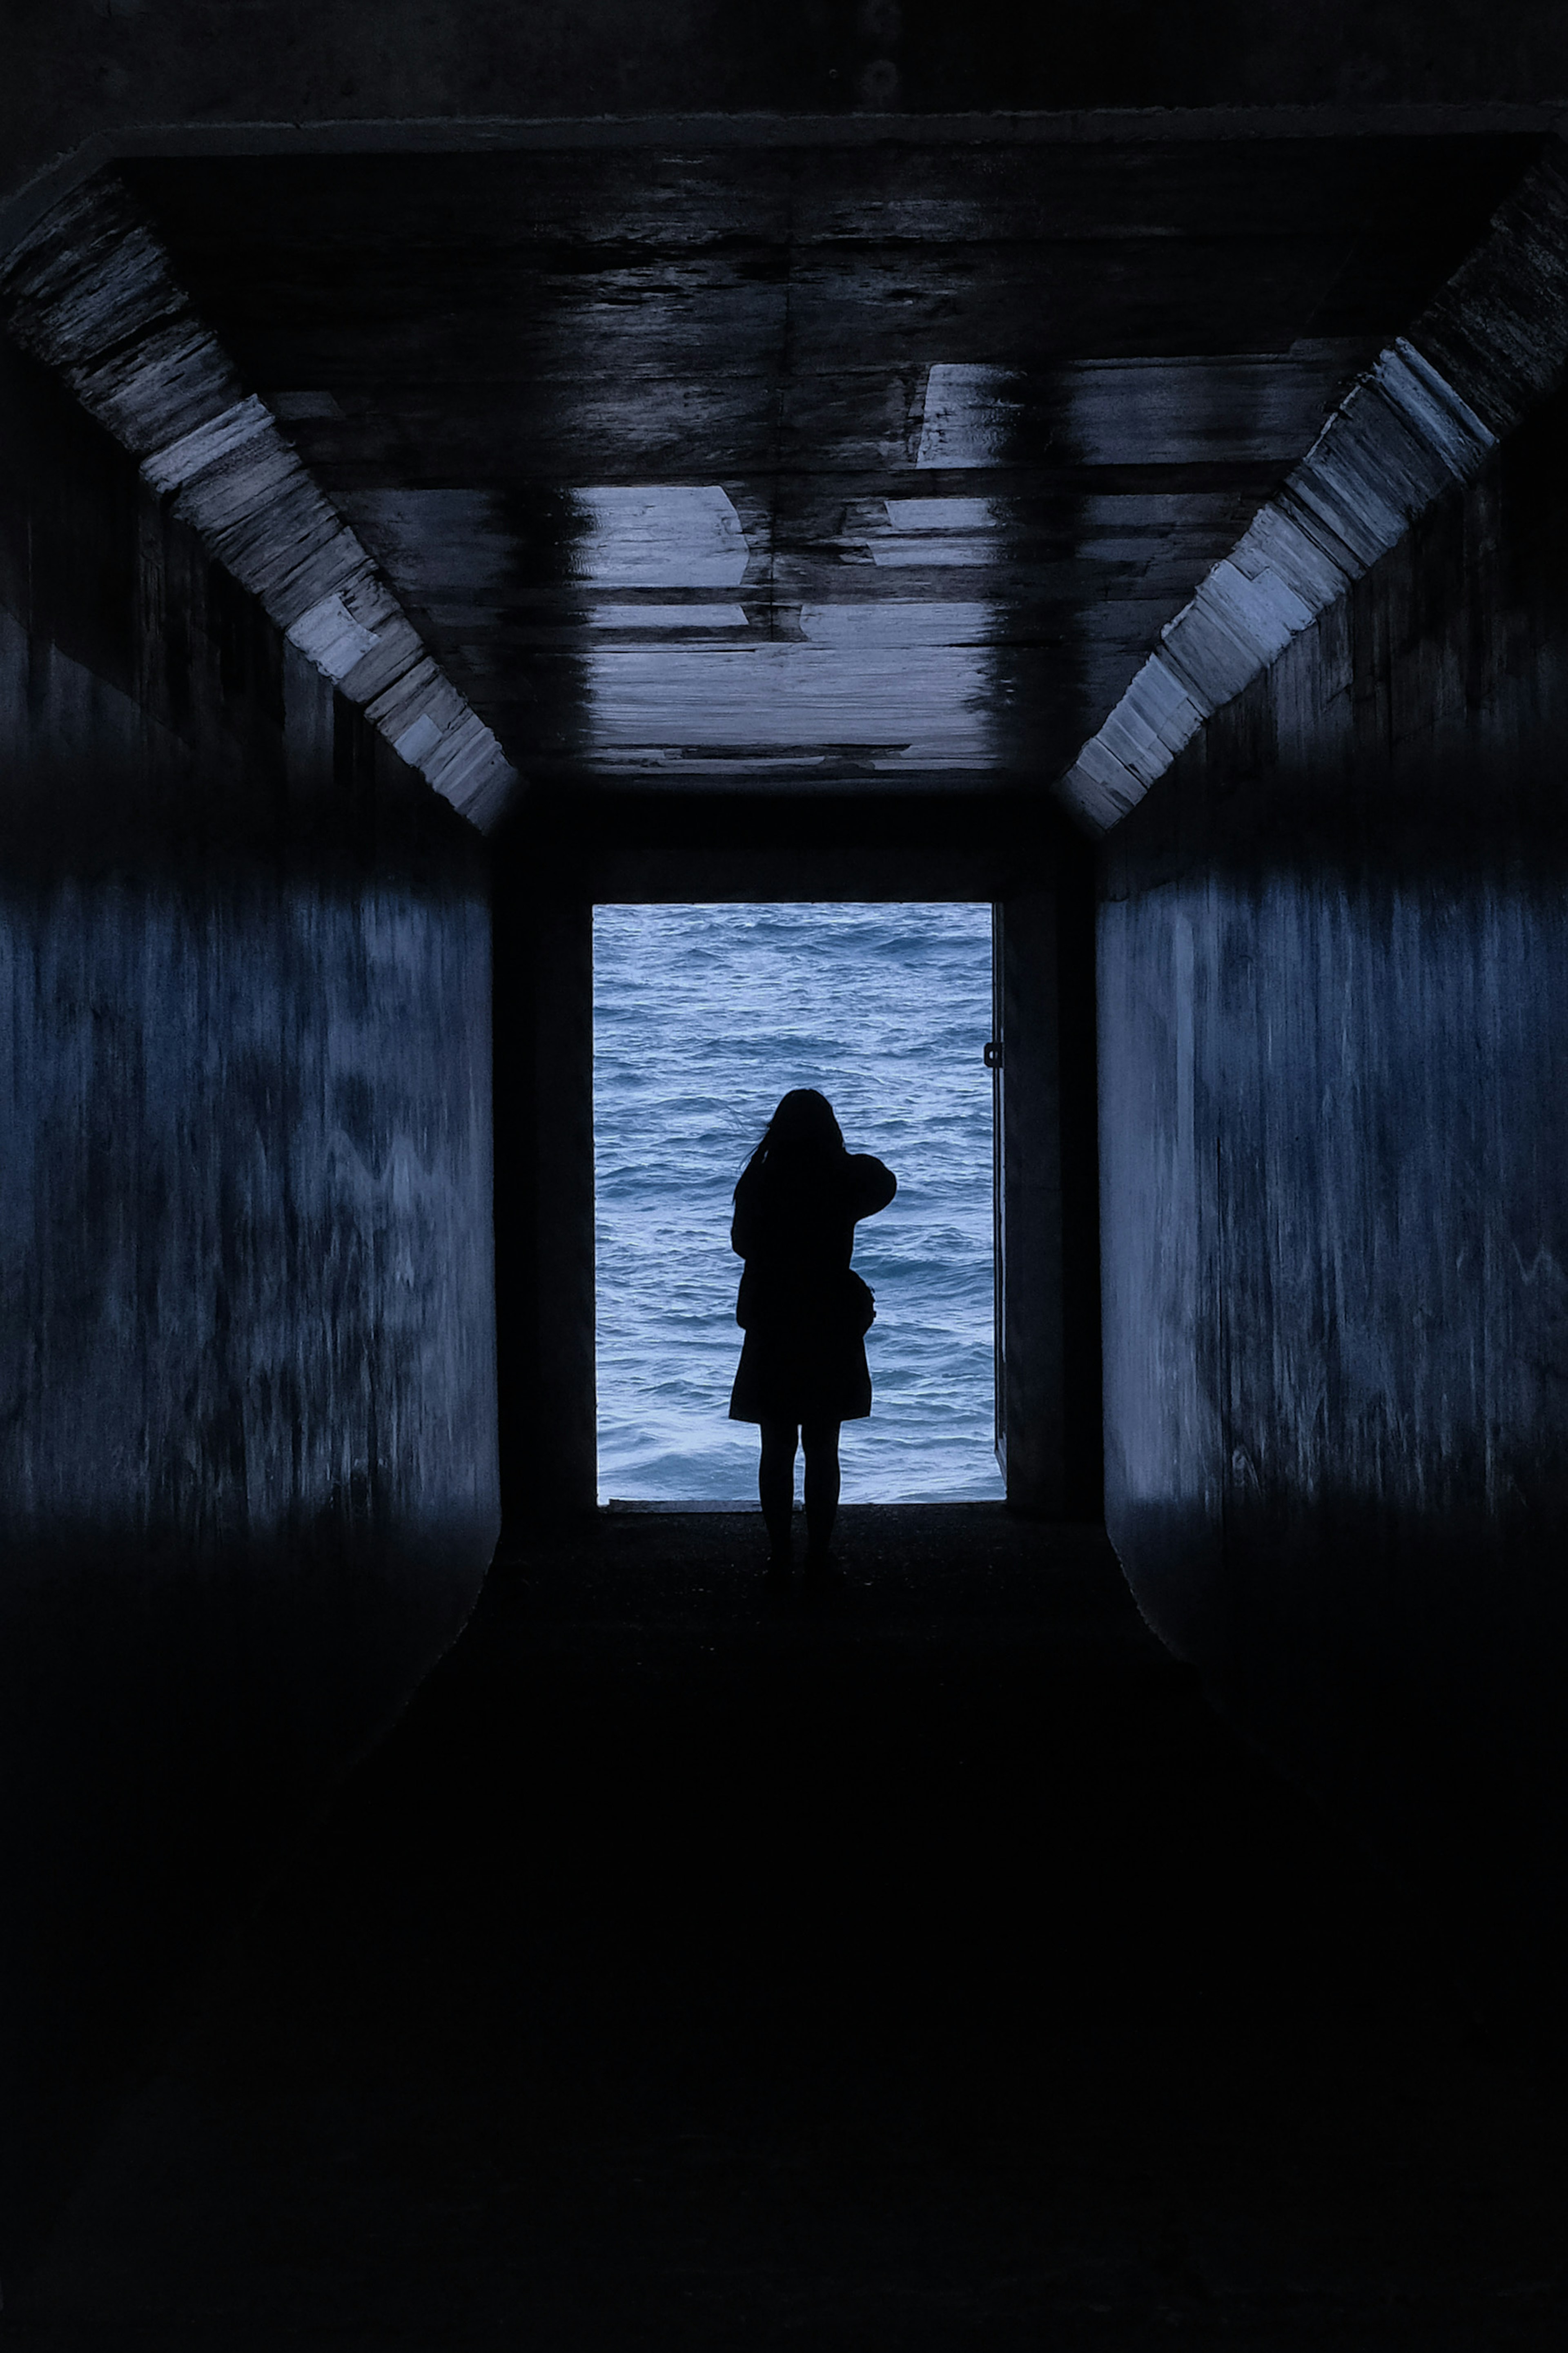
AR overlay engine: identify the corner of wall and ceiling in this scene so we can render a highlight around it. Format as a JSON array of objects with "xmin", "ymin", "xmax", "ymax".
[
  {"xmin": 0, "ymin": 169, "xmax": 519, "ymax": 833},
  {"xmin": 1052, "ymin": 132, "xmax": 1568, "ymax": 835}
]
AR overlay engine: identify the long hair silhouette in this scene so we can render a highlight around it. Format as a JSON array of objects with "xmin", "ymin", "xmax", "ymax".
[{"xmin": 735, "ymin": 1088, "xmax": 846, "ymax": 1195}]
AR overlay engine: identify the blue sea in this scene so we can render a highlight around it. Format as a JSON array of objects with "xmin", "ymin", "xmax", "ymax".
[{"xmin": 593, "ymin": 903, "xmax": 1004, "ymax": 1504}]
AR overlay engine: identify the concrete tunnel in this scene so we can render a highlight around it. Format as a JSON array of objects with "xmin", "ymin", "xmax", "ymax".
[{"xmin": 4, "ymin": 16, "xmax": 1568, "ymax": 2323}]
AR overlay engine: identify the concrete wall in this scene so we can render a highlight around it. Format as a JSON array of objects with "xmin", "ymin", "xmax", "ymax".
[
  {"xmin": 994, "ymin": 871, "xmax": 1103, "ymax": 1519},
  {"xmin": 0, "ymin": 335, "xmax": 499, "ymax": 2268},
  {"xmin": 1099, "ymin": 385, "xmax": 1568, "ymax": 2018}
]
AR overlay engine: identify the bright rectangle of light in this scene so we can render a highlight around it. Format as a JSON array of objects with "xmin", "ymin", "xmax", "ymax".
[
  {"xmin": 884, "ymin": 499, "xmax": 1000, "ymax": 532},
  {"xmin": 590, "ymin": 606, "xmax": 749, "ymax": 628},
  {"xmin": 584, "ymin": 642, "xmax": 990, "ymax": 765},
  {"xmin": 874, "ymin": 497, "xmax": 1001, "ymax": 567},
  {"xmin": 916, "ymin": 364, "xmax": 1014, "ymax": 468},
  {"xmin": 571, "ymin": 486, "xmax": 749, "ymax": 587},
  {"xmin": 870, "ymin": 541, "xmax": 996, "ymax": 568},
  {"xmin": 799, "ymin": 602, "xmax": 990, "ymax": 644}
]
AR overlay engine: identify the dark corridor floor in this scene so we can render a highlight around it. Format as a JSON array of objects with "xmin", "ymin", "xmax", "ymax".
[{"xmin": 13, "ymin": 1508, "xmax": 1568, "ymax": 2349}]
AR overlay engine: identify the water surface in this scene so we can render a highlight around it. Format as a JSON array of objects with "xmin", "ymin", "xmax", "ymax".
[{"xmin": 593, "ymin": 903, "xmax": 1002, "ymax": 1503}]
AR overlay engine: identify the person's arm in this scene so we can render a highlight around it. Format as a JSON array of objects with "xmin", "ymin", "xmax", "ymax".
[
  {"xmin": 731, "ymin": 1174, "xmax": 760, "ymax": 1259},
  {"xmin": 847, "ymin": 1154, "xmax": 897, "ymax": 1220}
]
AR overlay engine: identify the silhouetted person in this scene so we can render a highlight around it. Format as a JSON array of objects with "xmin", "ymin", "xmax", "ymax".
[{"xmin": 728, "ymin": 1088, "xmax": 896, "ymax": 1586}]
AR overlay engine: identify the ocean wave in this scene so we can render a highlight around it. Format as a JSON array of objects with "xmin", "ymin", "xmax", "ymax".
[{"xmin": 593, "ymin": 902, "xmax": 1004, "ymax": 1504}]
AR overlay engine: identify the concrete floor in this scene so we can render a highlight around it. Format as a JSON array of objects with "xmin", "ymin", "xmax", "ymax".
[{"xmin": 11, "ymin": 1506, "xmax": 1568, "ymax": 2348}]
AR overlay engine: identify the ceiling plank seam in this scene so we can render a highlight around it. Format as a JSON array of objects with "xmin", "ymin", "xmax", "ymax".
[
  {"xmin": 1055, "ymin": 140, "xmax": 1568, "ymax": 833},
  {"xmin": 0, "ymin": 172, "xmax": 518, "ymax": 831}
]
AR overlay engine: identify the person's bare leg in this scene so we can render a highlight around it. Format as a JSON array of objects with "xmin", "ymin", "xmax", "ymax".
[
  {"xmin": 801, "ymin": 1419, "xmax": 841, "ymax": 1560},
  {"xmin": 758, "ymin": 1419, "xmax": 798, "ymax": 1568}
]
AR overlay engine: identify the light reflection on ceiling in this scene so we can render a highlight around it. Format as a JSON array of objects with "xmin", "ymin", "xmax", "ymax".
[
  {"xmin": 119, "ymin": 134, "xmax": 1546, "ymax": 792},
  {"xmin": 571, "ymin": 486, "xmax": 750, "ymax": 587}
]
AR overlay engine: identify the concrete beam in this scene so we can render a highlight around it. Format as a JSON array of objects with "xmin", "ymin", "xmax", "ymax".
[
  {"xmin": 1056, "ymin": 138, "xmax": 1568, "ymax": 830},
  {"xmin": 0, "ymin": 171, "xmax": 517, "ymax": 829}
]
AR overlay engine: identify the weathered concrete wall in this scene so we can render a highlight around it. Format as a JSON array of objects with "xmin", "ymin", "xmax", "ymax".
[
  {"xmin": 0, "ymin": 335, "xmax": 498, "ymax": 2268},
  {"xmin": 994, "ymin": 869, "xmax": 1104, "ymax": 1520},
  {"xmin": 1099, "ymin": 384, "xmax": 1568, "ymax": 2017}
]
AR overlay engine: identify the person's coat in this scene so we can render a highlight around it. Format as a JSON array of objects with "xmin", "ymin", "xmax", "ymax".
[{"xmin": 728, "ymin": 1146, "xmax": 896, "ymax": 1424}]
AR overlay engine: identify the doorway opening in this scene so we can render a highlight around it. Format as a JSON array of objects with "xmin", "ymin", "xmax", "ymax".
[{"xmin": 592, "ymin": 902, "xmax": 1002, "ymax": 1505}]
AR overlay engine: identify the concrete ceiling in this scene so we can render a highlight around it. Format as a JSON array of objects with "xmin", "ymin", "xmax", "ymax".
[{"xmin": 120, "ymin": 127, "xmax": 1544, "ymax": 796}]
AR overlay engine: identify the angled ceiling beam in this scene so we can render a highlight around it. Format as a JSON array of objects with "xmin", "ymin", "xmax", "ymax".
[
  {"xmin": 1055, "ymin": 140, "xmax": 1568, "ymax": 832},
  {"xmin": 0, "ymin": 172, "xmax": 517, "ymax": 831}
]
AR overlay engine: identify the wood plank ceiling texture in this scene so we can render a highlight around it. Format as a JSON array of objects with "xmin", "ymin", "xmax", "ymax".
[{"xmin": 125, "ymin": 131, "xmax": 1542, "ymax": 796}]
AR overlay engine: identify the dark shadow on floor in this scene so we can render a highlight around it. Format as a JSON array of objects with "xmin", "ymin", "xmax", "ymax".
[{"xmin": 10, "ymin": 1507, "xmax": 1568, "ymax": 2348}]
